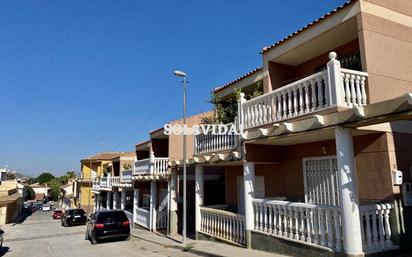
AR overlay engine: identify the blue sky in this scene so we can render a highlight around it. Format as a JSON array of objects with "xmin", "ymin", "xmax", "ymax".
[{"xmin": 0, "ymin": 0, "xmax": 346, "ymax": 177}]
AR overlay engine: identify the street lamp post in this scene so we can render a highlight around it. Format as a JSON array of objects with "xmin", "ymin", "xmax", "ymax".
[{"xmin": 173, "ymin": 70, "xmax": 187, "ymax": 244}]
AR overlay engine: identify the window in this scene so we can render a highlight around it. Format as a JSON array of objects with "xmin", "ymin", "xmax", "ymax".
[{"xmin": 303, "ymin": 156, "xmax": 340, "ymax": 206}]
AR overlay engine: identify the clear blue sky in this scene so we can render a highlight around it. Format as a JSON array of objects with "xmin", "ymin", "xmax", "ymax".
[{"xmin": 0, "ymin": 0, "xmax": 346, "ymax": 177}]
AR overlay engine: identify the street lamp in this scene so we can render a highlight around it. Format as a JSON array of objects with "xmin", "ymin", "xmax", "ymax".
[{"xmin": 173, "ymin": 70, "xmax": 187, "ymax": 244}]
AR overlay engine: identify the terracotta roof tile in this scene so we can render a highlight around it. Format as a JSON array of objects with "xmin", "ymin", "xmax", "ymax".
[
  {"xmin": 213, "ymin": 67, "xmax": 263, "ymax": 94},
  {"xmin": 261, "ymin": 0, "xmax": 355, "ymax": 54}
]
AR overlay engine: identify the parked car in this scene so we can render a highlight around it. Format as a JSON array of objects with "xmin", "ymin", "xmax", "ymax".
[
  {"xmin": 52, "ymin": 210, "xmax": 63, "ymax": 219},
  {"xmin": 42, "ymin": 204, "xmax": 51, "ymax": 211},
  {"xmin": 61, "ymin": 208, "xmax": 87, "ymax": 227},
  {"xmin": 85, "ymin": 210, "xmax": 130, "ymax": 244},
  {"xmin": 0, "ymin": 229, "xmax": 4, "ymax": 248}
]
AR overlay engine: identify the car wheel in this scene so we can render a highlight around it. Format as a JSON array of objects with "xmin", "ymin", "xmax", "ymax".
[{"xmin": 124, "ymin": 235, "xmax": 131, "ymax": 241}]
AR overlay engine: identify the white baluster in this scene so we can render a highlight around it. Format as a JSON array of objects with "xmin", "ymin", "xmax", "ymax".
[
  {"xmin": 287, "ymin": 89, "xmax": 293, "ymax": 117},
  {"xmin": 360, "ymin": 76, "xmax": 367, "ymax": 105},
  {"xmin": 383, "ymin": 204, "xmax": 393, "ymax": 248},
  {"xmin": 311, "ymin": 79, "xmax": 317, "ymax": 111},
  {"xmin": 350, "ymin": 75, "xmax": 356, "ymax": 107},
  {"xmin": 333, "ymin": 209, "xmax": 341, "ymax": 251},
  {"xmin": 344, "ymin": 73, "xmax": 351, "ymax": 107},
  {"xmin": 355, "ymin": 76, "xmax": 362, "ymax": 106},
  {"xmin": 293, "ymin": 88, "xmax": 298, "ymax": 116},
  {"xmin": 377, "ymin": 206, "xmax": 385, "ymax": 250},
  {"xmin": 304, "ymin": 81, "xmax": 310, "ymax": 113},
  {"xmin": 298, "ymin": 84, "xmax": 304, "ymax": 114},
  {"xmin": 282, "ymin": 93, "xmax": 287, "ymax": 119},
  {"xmin": 316, "ymin": 76, "xmax": 324, "ymax": 108}
]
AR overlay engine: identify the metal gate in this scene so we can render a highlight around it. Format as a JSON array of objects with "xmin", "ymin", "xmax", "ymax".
[{"xmin": 303, "ymin": 156, "xmax": 340, "ymax": 207}]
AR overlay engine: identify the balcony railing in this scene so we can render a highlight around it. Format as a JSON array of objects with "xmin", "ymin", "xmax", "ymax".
[
  {"xmin": 239, "ymin": 52, "xmax": 368, "ymax": 129},
  {"xmin": 194, "ymin": 124, "xmax": 239, "ymax": 155},
  {"xmin": 200, "ymin": 206, "xmax": 245, "ymax": 246},
  {"xmin": 133, "ymin": 157, "xmax": 169, "ymax": 176},
  {"xmin": 252, "ymin": 199, "xmax": 397, "ymax": 254},
  {"xmin": 120, "ymin": 169, "xmax": 133, "ymax": 183},
  {"xmin": 359, "ymin": 203, "xmax": 397, "ymax": 253}
]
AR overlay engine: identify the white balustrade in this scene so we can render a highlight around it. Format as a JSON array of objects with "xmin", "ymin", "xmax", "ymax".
[
  {"xmin": 239, "ymin": 55, "xmax": 369, "ymax": 129},
  {"xmin": 92, "ymin": 179, "xmax": 100, "ymax": 191},
  {"xmin": 100, "ymin": 177, "xmax": 108, "ymax": 188},
  {"xmin": 153, "ymin": 157, "xmax": 169, "ymax": 175},
  {"xmin": 135, "ymin": 207, "xmax": 150, "ymax": 229},
  {"xmin": 121, "ymin": 169, "xmax": 133, "ymax": 183},
  {"xmin": 252, "ymin": 199, "xmax": 342, "ymax": 251},
  {"xmin": 359, "ymin": 203, "xmax": 396, "ymax": 253},
  {"xmin": 194, "ymin": 125, "xmax": 239, "ymax": 154},
  {"xmin": 340, "ymin": 69, "xmax": 368, "ymax": 108},
  {"xmin": 110, "ymin": 176, "xmax": 120, "ymax": 186},
  {"xmin": 133, "ymin": 157, "xmax": 169, "ymax": 176},
  {"xmin": 134, "ymin": 158, "xmax": 151, "ymax": 175},
  {"xmin": 200, "ymin": 206, "xmax": 245, "ymax": 246}
]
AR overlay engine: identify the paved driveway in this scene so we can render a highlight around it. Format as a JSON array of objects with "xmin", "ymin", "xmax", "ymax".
[{"xmin": 1, "ymin": 211, "xmax": 198, "ymax": 257}]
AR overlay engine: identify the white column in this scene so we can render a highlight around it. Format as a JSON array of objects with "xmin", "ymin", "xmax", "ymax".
[
  {"xmin": 150, "ymin": 181, "xmax": 158, "ymax": 231},
  {"xmin": 243, "ymin": 161, "xmax": 255, "ymax": 249},
  {"xmin": 121, "ymin": 189, "xmax": 126, "ymax": 210},
  {"xmin": 133, "ymin": 188, "xmax": 139, "ymax": 228},
  {"xmin": 106, "ymin": 191, "xmax": 112, "ymax": 210},
  {"xmin": 195, "ymin": 166, "xmax": 204, "ymax": 238},
  {"xmin": 97, "ymin": 194, "xmax": 101, "ymax": 210},
  {"xmin": 94, "ymin": 193, "xmax": 98, "ymax": 212},
  {"xmin": 113, "ymin": 190, "xmax": 117, "ymax": 210},
  {"xmin": 335, "ymin": 127, "xmax": 363, "ymax": 255},
  {"xmin": 326, "ymin": 52, "xmax": 345, "ymax": 107},
  {"xmin": 168, "ymin": 169, "xmax": 178, "ymax": 235}
]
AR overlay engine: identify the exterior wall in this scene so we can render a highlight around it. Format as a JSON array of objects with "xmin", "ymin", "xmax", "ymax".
[
  {"xmin": 387, "ymin": 132, "xmax": 412, "ymax": 192},
  {"xmin": 168, "ymin": 112, "xmax": 211, "ymax": 161},
  {"xmin": 228, "ymin": 133, "xmax": 396, "ymax": 204},
  {"xmin": 79, "ymin": 182, "xmax": 94, "ymax": 213},
  {"xmin": 266, "ymin": 39, "xmax": 360, "ymax": 93},
  {"xmin": 364, "ymin": 0, "xmax": 412, "ymax": 16},
  {"xmin": 357, "ymin": 11, "xmax": 412, "ymax": 103}
]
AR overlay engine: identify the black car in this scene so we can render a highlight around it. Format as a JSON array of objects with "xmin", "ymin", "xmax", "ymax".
[
  {"xmin": 61, "ymin": 208, "xmax": 87, "ymax": 227},
  {"xmin": 85, "ymin": 210, "xmax": 130, "ymax": 244}
]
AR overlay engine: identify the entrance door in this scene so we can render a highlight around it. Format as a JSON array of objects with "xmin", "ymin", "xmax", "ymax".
[
  {"xmin": 237, "ymin": 176, "xmax": 264, "ymax": 215},
  {"xmin": 303, "ymin": 156, "xmax": 340, "ymax": 206}
]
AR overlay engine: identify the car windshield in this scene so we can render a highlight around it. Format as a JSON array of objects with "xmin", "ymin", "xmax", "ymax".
[
  {"xmin": 68, "ymin": 209, "xmax": 85, "ymax": 215},
  {"xmin": 97, "ymin": 211, "xmax": 128, "ymax": 223},
  {"xmin": 54, "ymin": 210, "xmax": 63, "ymax": 213}
]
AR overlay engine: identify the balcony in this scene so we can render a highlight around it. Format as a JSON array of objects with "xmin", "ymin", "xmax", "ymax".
[
  {"xmin": 239, "ymin": 52, "xmax": 368, "ymax": 130},
  {"xmin": 91, "ymin": 177, "xmax": 112, "ymax": 192},
  {"xmin": 109, "ymin": 170, "xmax": 133, "ymax": 187},
  {"xmin": 194, "ymin": 124, "xmax": 239, "ymax": 155},
  {"xmin": 133, "ymin": 157, "xmax": 169, "ymax": 179}
]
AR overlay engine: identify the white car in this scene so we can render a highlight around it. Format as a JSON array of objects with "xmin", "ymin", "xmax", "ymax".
[{"xmin": 42, "ymin": 204, "xmax": 51, "ymax": 211}]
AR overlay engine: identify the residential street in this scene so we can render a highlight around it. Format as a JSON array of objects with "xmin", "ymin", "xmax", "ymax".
[{"xmin": 1, "ymin": 211, "xmax": 198, "ymax": 257}]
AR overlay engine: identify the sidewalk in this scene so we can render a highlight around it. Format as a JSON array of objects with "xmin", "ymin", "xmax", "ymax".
[{"xmin": 131, "ymin": 228, "xmax": 287, "ymax": 257}]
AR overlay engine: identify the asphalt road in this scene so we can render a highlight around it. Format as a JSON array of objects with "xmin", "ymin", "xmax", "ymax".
[{"xmin": 1, "ymin": 211, "xmax": 198, "ymax": 257}]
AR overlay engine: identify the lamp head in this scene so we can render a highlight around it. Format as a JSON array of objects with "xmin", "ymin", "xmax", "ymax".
[{"xmin": 173, "ymin": 70, "xmax": 187, "ymax": 77}]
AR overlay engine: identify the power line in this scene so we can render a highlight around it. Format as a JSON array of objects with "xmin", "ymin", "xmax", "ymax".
[{"xmin": 112, "ymin": 83, "xmax": 181, "ymax": 151}]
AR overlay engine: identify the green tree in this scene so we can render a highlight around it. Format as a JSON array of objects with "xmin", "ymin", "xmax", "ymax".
[
  {"xmin": 33, "ymin": 172, "xmax": 55, "ymax": 185},
  {"xmin": 25, "ymin": 186, "xmax": 35, "ymax": 201},
  {"xmin": 48, "ymin": 179, "xmax": 61, "ymax": 202}
]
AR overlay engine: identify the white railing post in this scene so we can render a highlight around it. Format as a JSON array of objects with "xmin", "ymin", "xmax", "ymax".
[
  {"xmin": 121, "ymin": 189, "xmax": 126, "ymax": 210},
  {"xmin": 150, "ymin": 181, "xmax": 157, "ymax": 231},
  {"xmin": 133, "ymin": 188, "xmax": 139, "ymax": 228},
  {"xmin": 106, "ymin": 191, "xmax": 112, "ymax": 210},
  {"xmin": 326, "ymin": 52, "xmax": 345, "ymax": 107},
  {"xmin": 113, "ymin": 190, "xmax": 117, "ymax": 210},
  {"xmin": 335, "ymin": 127, "xmax": 363, "ymax": 255},
  {"xmin": 238, "ymin": 93, "xmax": 246, "ymax": 132},
  {"xmin": 195, "ymin": 165, "xmax": 204, "ymax": 239},
  {"xmin": 243, "ymin": 161, "xmax": 255, "ymax": 249}
]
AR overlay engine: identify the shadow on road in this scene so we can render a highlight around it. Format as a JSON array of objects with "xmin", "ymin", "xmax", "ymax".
[{"xmin": 0, "ymin": 247, "xmax": 10, "ymax": 256}]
